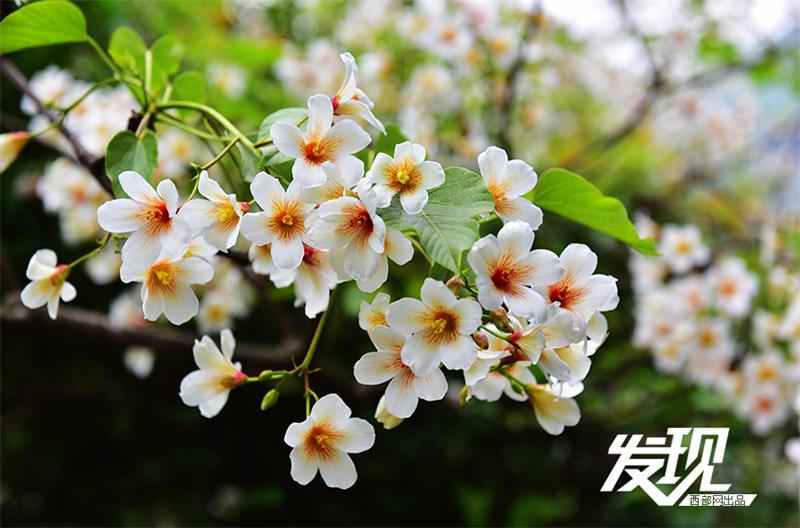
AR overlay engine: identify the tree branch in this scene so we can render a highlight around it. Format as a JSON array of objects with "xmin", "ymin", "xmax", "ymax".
[
  {"xmin": 0, "ymin": 295, "xmax": 303, "ymax": 367},
  {"xmin": 0, "ymin": 57, "xmax": 113, "ymax": 195}
]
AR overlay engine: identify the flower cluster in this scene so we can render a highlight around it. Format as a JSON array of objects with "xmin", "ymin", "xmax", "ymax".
[
  {"xmin": 630, "ymin": 215, "xmax": 799, "ymax": 441},
  {"xmin": 17, "ymin": 48, "xmax": 619, "ymax": 491}
]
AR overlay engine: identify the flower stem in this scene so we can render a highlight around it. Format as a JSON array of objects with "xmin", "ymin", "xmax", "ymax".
[
  {"xmin": 155, "ymin": 100, "xmax": 258, "ymax": 155},
  {"xmin": 86, "ymin": 36, "xmax": 123, "ymax": 78},
  {"xmin": 479, "ymin": 324, "xmax": 511, "ymax": 342},
  {"xmin": 193, "ymin": 137, "xmax": 241, "ymax": 173},
  {"xmin": 67, "ymin": 233, "xmax": 111, "ymax": 269},
  {"xmin": 296, "ymin": 288, "xmax": 337, "ymax": 373}
]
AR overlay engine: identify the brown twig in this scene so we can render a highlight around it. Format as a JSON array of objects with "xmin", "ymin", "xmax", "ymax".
[
  {"xmin": 0, "ymin": 295, "xmax": 303, "ymax": 366},
  {"xmin": 0, "ymin": 57, "xmax": 113, "ymax": 194}
]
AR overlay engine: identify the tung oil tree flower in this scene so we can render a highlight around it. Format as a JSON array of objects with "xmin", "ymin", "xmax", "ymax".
[
  {"xmin": 120, "ymin": 253, "xmax": 214, "ymax": 325},
  {"xmin": 284, "ymin": 394, "xmax": 375, "ymax": 489},
  {"xmin": 179, "ymin": 329, "xmax": 245, "ymax": 418},
  {"xmin": 20, "ymin": 249, "xmax": 76, "ymax": 320},
  {"xmin": 240, "ymin": 172, "xmax": 315, "ymax": 271},
  {"xmin": 367, "ymin": 141, "xmax": 445, "ymax": 214},
  {"xmin": 270, "ymin": 94, "xmax": 371, "ymax": 187},
  {"xmin": 6, "ymin": 0, "xmax": 649, "ymax": 489},
  {"xmin": 177, "ymin": 171, "xmax": 247, "ymax": 252},
  {"xmin": 97, "ymin": 171, "xmax": 192, "ymax": 267},
  {"xmin": 386, "ymin": 278, "xmax": 482, "ymax": 373}
]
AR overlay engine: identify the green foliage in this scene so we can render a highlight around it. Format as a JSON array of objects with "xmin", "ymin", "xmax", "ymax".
[
  {"xmin": 0, "ymin": 1, "xmax": 87, "ymax": 54},
  {"xmin": 529, "ymin": 168, "xmax": 658, "ymax": 255},
  {"xmin": 380, "ymin": 167, "xmax": 495, "ymax": 272},
  {"xmin": 105, "ymin": 131, "xmax": 159, "ymax": 198},
  {"xmin": 108, "ymin": 27, "xmax": 146, "ymax": 74},
  {"xmin": 149, "ymin": 34, "xmax": 182, "ymax": 93},
  {"xmin": 170, "ymin": 71, "xmax": 205, "ymax": 106},
  {"xmin": 372, "ymin": 124, "xmax": 407, "ymax": 156},
  {"xmin": 257, "ymin": 107, "xmax": 307, "ymax": 142}
]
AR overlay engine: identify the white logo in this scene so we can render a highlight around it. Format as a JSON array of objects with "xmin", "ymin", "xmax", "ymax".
[{"xmin": 601, "ymin": 427, "xmax": 756, "ymax": 507}]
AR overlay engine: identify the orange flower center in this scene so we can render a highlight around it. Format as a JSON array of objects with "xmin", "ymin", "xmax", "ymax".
[
  {"xmin": 548, "ymin": 281, "xmax": 581, "ymax": 310},
  {"xmin": 146, "ymin": 261, "xmax": 181, "ymax": 297},
  {"xmin": 422, "ymin": 307, "xmax": 460, "ymax": 345},
  {"xmin": 141, "ymin": 201, "xmax": 172, "ymax": 239},
  {"xmin": 302, "ymin": 134, "xmax": 338, "ymax": 166},
  {"xmin": 386, "ymin": 158, "xmax": 422, "ymax": 195},
  {"xmin": 213, "ymin": 202, "xmax": 240, "ymax": 231},
  {"xmin": 268, "ymin": 200, "xmax": 306, "ymax": 242},
  {"xmin": 303, "ymin": 422, "xmax": 344, "ymax": 460},
  {"xmin": 336, "ymin": 203, "xmax": 374, "ymax": 245}
]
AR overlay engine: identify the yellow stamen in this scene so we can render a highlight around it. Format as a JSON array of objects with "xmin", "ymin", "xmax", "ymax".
[
  {"xmin": 155, "ymin": 270, "xmax": 172, "ymax": 286},
  {"xmin": 431, "ymin": 318, "xmax": 448, "ymax": 334}
]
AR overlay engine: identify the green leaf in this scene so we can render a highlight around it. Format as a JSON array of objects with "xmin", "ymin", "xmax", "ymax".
[
  {"xmin": 0, "ymin": 1, "xmax": 87, "ymax": 54},
  {"xmin": 105, "ymin": 131, "xmax": 159, "ymax": 198},
  {"xmin": 170, "ymin": 71, "xmax": 205, "ymax": 118},
  {"xmin": 379, "ymin": 167, "xmax": 495, "ymax": 272},
  {"xmin": 529, "ymin": 168, "xmax": 658, "ymax": 255},
  {"xmin": 108, "ymin": 26, "xmax": 146, "ymax": 74},
  {"xmin": 257, "ymin": 107, "xmax": 307, "ymax": 142},
  {"xmin": 372, "ymin": 124, "xmax": 407, "ymax": 156},
  {"xmin": 150, "ymin": 34, "xmax": 182, "ymax": 93}
]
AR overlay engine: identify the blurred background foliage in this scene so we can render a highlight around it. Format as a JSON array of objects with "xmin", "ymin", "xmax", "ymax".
[{"xmin": 1, "ymin": 0, "xmax": 799, "ymax": 526}]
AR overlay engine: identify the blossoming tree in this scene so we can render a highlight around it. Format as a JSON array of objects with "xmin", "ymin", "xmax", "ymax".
[{"xmin": 0, "ymin": 1, "xmax": 658, "ymax": 490}]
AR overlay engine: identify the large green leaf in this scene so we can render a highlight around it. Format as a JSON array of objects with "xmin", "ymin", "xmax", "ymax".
[
  {"xmin": 108, "ymin": 26, "xmax": 146, "ymax": 74},
  {"xmin": 529, "ymin": 168, "xmax": 658, "ymax": 255},
  {"xmin": 379, "ymin": 167, "xmax": 495, "ymax": 272},
  {"xmin": 105, "ymin": 131, "xmax": 159, "ymax": 198},
  {"xmin": 257, "ymin": 107, "xmax": 307, "ymax": 142},
  {"xmin": 149, "ymin": 34, "xmax": 182, "ymax": 93},
  {"xmin": 0, "ymin": 1, "xmax": 87, "ymax": 54}
]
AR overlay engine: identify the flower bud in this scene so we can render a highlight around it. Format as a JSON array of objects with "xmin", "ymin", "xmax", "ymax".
[
  {"xmin": 445, "ymin": 275, "xmax": 463, "ymax": 294},
  {"xmin": 472, "ymin": 331, "xmax": 489, "ymax": 349},
  {"xmin": 374, "ymin": 395, "xmax": 403, "ymax": 429},
  {"xmin": 459, "ymin": 385, "xmax": 471, "ymax": 408},
  {"xmin": 488, "ymin": 307, "xmax": 513, "ymax": 333},
  {"xmin": 260, "ymin": 388, "xmax": 279, "ymax": 411},
  {"xmin": 0, "ymin": 131, "xmax": 29, "ymax": 174}
]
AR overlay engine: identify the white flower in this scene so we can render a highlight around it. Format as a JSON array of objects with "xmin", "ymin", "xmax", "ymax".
[
  {"xmin": 354, "ymin": 327, "xmax": 448, "ymax": 418},
  {"xmin": 659, "ymin": 224, "xmax": 709, "ymax": 274},
  {"xmin": 36, "ymin": 158, "xmax": 106, "ymax": 214},
  {"xmin": 470, "ymin": 361, "xmax": 534, "ymax": 402},
  {"xmin": 20, "ymin": 65, "xmax": 73, "ymax": 115},
  {"xmin": 741, "ymin": 350, "xmax": 785, "ymax": 387},
  {"xmin": 366, "ymin": 141, "xmax": 444, "ymax": 214},
  {"xmin": 0, "ymin": 131, "xmax": 28, "ymax": 174},
  {"xmin": 358, "ymin": 292, "xmax": 391, "ymax": 331},
  {"xmin": 248, "ymin": 242, "xmax": 275, "ymax": 275},
  {"xmin": 109, "ymin": 287, "xmax": 146, "ymax": 328},
  {"xmin": 270, "ymin": 94, "xmax": 371, "ymax": 188},
  {"xmin": 157, "ymin": 128, "xmax": 202, "ymax": 178},
  {"xmin": 708, "ymin": 257, "xmax": 759, "ymax": 318},
  {"xmin": 374, "ymin": 395, "xmax": 404, "ymax": 429},
  {"xmin": 178, "ymin": 171, "xmax": 246, "ymax": 252},
  {"xmin": 334, "ymin": 229, "xmax": 413, "ymax": 293},
  {"xmin": 85, "ymin": 243, "xmax": 121, "ymax": 285},
  {"xmin": 240, "ymin": 172, "xmax": 314, "ymax": 271},
  {"xmin": 20, "ymin": 249, "xmax": 76, "ymax": 320},
  {"xmin": 284, "ymin": 394, "xmax": 375, "ymax": 489},
  {"xmin": 332, "ymin": 52, "xmax": 385, "ymax": 133},
  {"xmin": 96, "ymin": 171, "xmax": 192, "ymax": 267},
  {"xmin": 386, "ymin": 278, "xmax": 482, "ymax": 374},
  {"xmin": 738, "ymin": 384, "xmax": 790, "ymax": 436},
  {"xmin": 179, "ymin": 329, "xmax": 245, "ymax": 418},
  {"xmin": 527, "ymin": 383, "xmax": 581, "ymax": 436},
  {"xmin": 509, "ymin": 307, "xmax": 583, "ymax": 380},
  {"xmin": 269, "ymin": 244, "xmax": 338, "ymax": 318},
  {"xmin": 120, "ymin": 253, "xmax": 214, "ymax": 325},
  {"xmin": 778, "ymin": 294, "xmax": 800, "ymax": 355},
  {"xmin": 537, "ymin": 243, "xmax": 619, "ymax": 329},
  {"xmin": 309, "ymin": 180, "xmax": 386, "ymax": 281},
  {"xmin": 478, "ymin": 146, "xmax": 542, "ymax": 230},
  {"xmin": 467, "ymin": 221, "xmax": 563, "ymax": 318},
  {"xmin": 207, "ymin": 62, "xmax": 247, "ymax": 98},
  {"xmin": 123, "ymin": 347, "xmax": 155, "ymax": 379},
  {"xmin": 298, "ymin": 161, "xmax": 361, "ymax": 204}
]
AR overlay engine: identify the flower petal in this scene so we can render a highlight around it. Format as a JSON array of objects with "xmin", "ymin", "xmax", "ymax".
[
  {"xmin": 385, "ymin": 298, "xmax": 426, "ymax": 334},
  {"xmin": 420, "ymin": 278, "xmax": 457, "ymax": 308},
  {"xmin": 119, "ymin": 171, "xmax": 157, "ymax": 202},
  {"xmin": 318, "ymin": 449, "xmax": 357, "ymax": 490},
  {"xmin": 289, "ymin": 446, "xmax": 319, "ymax": 485},
  {"xmin": 338, "ymin": 417, "xmax": 375, "ymax": 453},
  {"xmin": 310, "ymin": 393, "xmax": 352, "ymax": 426},
  {"xmin": 326, "ymin": 119, "xmax": 371, "ymax": 155},
  {"xmin": 353, "ymin": 350, "xmax": 399, "ymax": 385}
]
